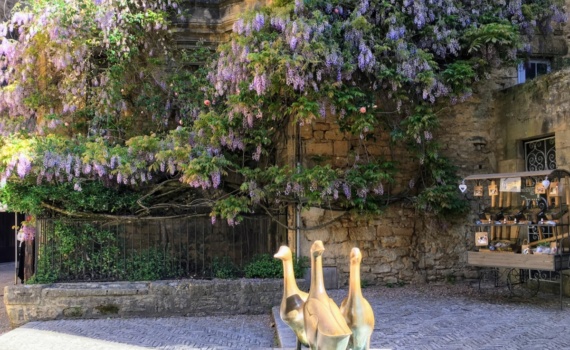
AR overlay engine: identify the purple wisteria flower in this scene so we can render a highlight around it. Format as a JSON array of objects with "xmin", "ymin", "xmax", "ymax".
[
  {"xmin": 343, "ymin": 183, "xmax": 351, "ymax": 200},
  {"xmin": 211, "ymin": 171, "xmax": 221, "ymax": 188},
  {"xmin": 249, "ymin": 73, "xmax": 267, "ymax": 95},
  {"xmin": 252, "ymin": 144, "xmax": 262, "ymax": 161},
  {"xmin": 373, "ymin": 183, "xmax": 384, "ymax": 195},
  {"xmin": 16, "ymin": 154, "xmax": 31, "ymax": 178},
  {"xmin": 253, "ymin": 13, "xmax": 265, "ymax": 32}
]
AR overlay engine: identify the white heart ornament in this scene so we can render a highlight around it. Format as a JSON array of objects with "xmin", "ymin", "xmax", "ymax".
[{"xmin": 459, "ymin": 184, "xmax": 467, "ymax": 193}]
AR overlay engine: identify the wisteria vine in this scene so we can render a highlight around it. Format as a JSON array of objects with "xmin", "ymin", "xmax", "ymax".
[{"xmin": 0, "ymin": 0, "xmax": 566, "ymax": 224}]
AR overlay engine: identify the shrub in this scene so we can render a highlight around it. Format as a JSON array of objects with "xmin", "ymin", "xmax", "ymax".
[
  {"xmin": 244, "ymin": 253, "xmax": 309, "ymax": 279},
  {"xmin": 211, "ymin": 256, "xmax": 241, "ymax": 279},
  {"xmin": 29, "ymin": 220, "xmax": 183, "ymax": 283},
  {"xmin": 119, "ymin": 247, "xmax": 182, "ymax": 281},
  {"xmin": 244, "ymin": 254, "xmax": 281, "ymax": 278},
  {"xmin": 29, "ymin": 221, "xmax": 121, "ymax": 283}
]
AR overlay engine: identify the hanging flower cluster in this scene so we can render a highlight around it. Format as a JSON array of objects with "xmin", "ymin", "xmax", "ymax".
[
  {"xmin": 0, "ymin": 0, "xmax": 184, "ymax": 137},
  {"xmin": 18, "ymin": 216, "xmax": 36, "ymax": 241}
]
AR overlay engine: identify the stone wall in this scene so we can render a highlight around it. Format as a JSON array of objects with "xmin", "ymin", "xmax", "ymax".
[
  {"xmin": 174, "ymin": 0, "xmax": 270, "ymax": 47},
  {"xmin": 296, "ymin": 206, "xmax": 476, "ymax": 288},
  {"xmin": 439, "ymin": 67, "xmax": 570, "ymax": 293},
  {"xmin": 298, "ymin": 114, "xmax": 417, "ymax": 194},
  {"xmin": 3, "ymin": 278, "xmax": 286, "ymax": 328},
  {"xmin": 494, "ymin": 68, "xmax": 570, "ymax": 171},
  {"xmin": 291, "ymin": 70, "xmax": 570, "ymax": 289}
]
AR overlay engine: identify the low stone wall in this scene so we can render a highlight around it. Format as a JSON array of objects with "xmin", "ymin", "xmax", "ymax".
[{"xmin": 3, "ymin": 278, "xmax": 286, "ymax": 328}]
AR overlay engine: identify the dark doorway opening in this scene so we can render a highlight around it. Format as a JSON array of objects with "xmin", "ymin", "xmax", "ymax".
[{"xmin": 0, "ymin": 212, "xmax": 25, "ymax": 263}]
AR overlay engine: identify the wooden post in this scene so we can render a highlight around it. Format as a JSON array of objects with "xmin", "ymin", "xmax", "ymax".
[
  {"xmin": 491, "ymin": 181, "xmax": 497, "ymax": 208},
  {"xmin": 498, "ymin": 189, "xmax": 503, "ymax": 209},
  {"xmin": 510, "ymin": 225, "xmax": 520, "ymax": 240},
  {"xmin": 24, "ymin": 239, "xmax": 34, "ymax": 282},
  {"xmin": 565, "ymin": 177, "xmax": 570, "ymax": 206},
  {"xmin": 552, "ymin": 179, "xmax": 560, "ymax": 207},
  {"xmin": 505, "ymin": 192, "xmax": 512, "ymax": 240}
]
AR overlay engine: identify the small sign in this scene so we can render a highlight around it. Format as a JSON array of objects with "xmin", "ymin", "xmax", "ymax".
[
  {"xmin": 500, "ymin": 177, "xmax": 521, "ymax": 192},
  {"xmin": 551, "ymin": 242, "xmax": 558, "ymax": 254},
  {"xmin": 535, "ymin": 183, "xmax": 546, "ymax": 194},
  {"xmin": 474, "ymin": 185, "xmax": 483, "ymax": 197},
  {"xmin": 549, "ymin": 182, "xmax": 561, "ymax": 196},
  {"xmin": 488, "ymin": 184, "xmax": 498, "ymax": 196},
  {"xmin": 475, "ymin": 232, "xmax": 488, "ymax": 246}
]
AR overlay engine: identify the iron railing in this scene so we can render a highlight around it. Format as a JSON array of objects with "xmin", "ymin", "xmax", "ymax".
[
  {"xmin": 525, "ymin": 136, "xmax": 556, "ymax": 171},
  {"xmin": 34, "ymin": 214, "xmax": 287, "ymax": 282}
]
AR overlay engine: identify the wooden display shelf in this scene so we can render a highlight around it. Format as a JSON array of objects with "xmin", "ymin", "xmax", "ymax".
[{"xmin": 467, "ymin": 251, "xmax": 570, "ymax": 271}]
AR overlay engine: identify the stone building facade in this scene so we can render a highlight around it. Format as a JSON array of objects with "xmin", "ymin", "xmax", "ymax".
[{"xmin": 174, "ymin": 0, "xmax": 570, "ymax": 288}]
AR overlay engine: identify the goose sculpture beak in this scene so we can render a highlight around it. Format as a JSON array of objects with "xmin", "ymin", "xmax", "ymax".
[
  {"xmin": 274, "ymin": 245, "xmax": 292, "ymax": 260},
  {"xmin": 311, "ymin": 240, "xmax": 325, "ymax": 257},
  {"xmin": 350, "ymin": 247, "xmax": 362, "ymax": 264}
]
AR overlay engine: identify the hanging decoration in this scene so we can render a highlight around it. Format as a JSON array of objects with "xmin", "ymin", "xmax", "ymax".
[{"xmin": 458, "ymin": 180, "xmax": 467, "ymax": 193}]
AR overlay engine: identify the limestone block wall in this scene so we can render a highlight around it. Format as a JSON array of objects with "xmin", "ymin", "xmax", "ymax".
[
  {"xmin": 494, "ymin": 68, "xmax": 570, "ymax": 171},
  {"xmin": 438, "ymin": 67, "xmax": 570, "ymax": 294},
  {"xmin": 437, "ymin": 85, "xmax": 499, "ymax": 177},
  {"xmin": 289, "ymin": 110, "xmax": 475, "ymax": 286},
  {"xmin": 299, "ymin": 115, "xmax": 417, "ymax": 195},
  {"xmin": 3, "ymin": 279, "xmax": 284, "ymax": 328},
  {"xmin": 174, "ymin": 0, "xmax": 270, "ymax": 47},
  {"xmin": 297, "ymin": 206, "xmax": 475, "ymax": 288}
]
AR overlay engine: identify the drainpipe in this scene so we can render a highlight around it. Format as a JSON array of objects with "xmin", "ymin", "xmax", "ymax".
[
  {"xmin": 14, "ymin": 212, "xmax": 17, "ymax": 285},
  {"xmin": 296, "ymin": 187, "xmax": 301, "ymax": 259},
  {"xmin": 295, "ymin": 121, "xmax": 301, "ymax": 259}
]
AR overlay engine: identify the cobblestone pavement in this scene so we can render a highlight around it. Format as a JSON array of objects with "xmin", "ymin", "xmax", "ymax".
[
  {"xmin": 2, "ymin": 261, "xmax": 570, "ymax": 349},
  {"xmin": 0, "ymin": 262, "xmax": 17, "ymax": 336},
  {"xmin": 327, "ymin": 284, "xmax": 570, "ymax": 350},
  {"xmin": 0, "ymin": 315, "xmax": 277, "ymax": 350}
]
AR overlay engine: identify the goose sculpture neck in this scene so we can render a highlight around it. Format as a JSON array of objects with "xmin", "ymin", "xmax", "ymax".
[
  {"xmin": 309, "ymin": 241, "xmax": 326, "ymax": 297},
  {"xmin": 276, "ymin": 246, "xmax": 302, "ymax": 297},
  {"xmin": 348, "ymin": 250, "xmax": 363, "ymax": 298}
]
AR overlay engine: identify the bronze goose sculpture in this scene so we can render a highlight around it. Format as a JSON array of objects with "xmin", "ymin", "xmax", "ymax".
[
  {"xmin": 340, "ymin": 247, "xmax": 375, "ymax": 350},
  {"xmin": 303, "ymin": 240, "xmax": 351, "ymax": 350},
  {"xmin": 274, "ymin": 245, "xmax": 309, "ymax": 348}
]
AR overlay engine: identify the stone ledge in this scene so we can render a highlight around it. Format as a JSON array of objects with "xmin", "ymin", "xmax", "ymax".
[
  {"xmin": 42, "ymin": 282, "xmax": 150, "ymax": 298},
  {"xmin": 3, "ymin": 278, "xmax": 286, "ymax": 328}
]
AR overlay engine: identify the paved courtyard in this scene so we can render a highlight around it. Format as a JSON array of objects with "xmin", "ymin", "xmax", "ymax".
[
  {"xmin": 2, "ymin": 261, "xmax": 570, "ymax": 349},
  {"xmin": 0, "ymin": 262, "xmax": 16, "ymax": 335}
]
